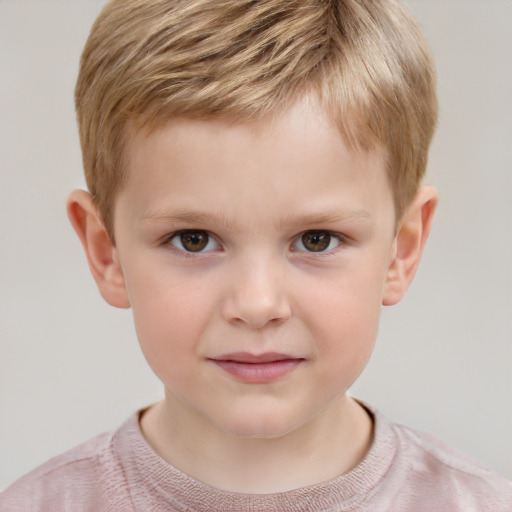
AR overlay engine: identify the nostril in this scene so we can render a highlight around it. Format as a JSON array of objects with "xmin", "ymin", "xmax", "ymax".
[{"xmin": 222, "ymin": 295, "xmax": 291, "ymax": 329}]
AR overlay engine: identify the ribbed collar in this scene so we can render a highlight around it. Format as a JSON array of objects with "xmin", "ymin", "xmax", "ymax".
[{"xmin": 113, "ymin": 402, "xmax": 397, "ymax": 512}]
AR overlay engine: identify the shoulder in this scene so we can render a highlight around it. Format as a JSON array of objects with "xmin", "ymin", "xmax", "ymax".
[
  {"xmin": 386, "ymin": 420, "xmax": 512, "ymax": 511},
  {"xmin": 0, "ymin": 427, "xmax": 132, "ymax": 512}
]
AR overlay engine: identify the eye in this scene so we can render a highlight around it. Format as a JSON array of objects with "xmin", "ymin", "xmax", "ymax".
[
  {"xmin": 168, "ymin": 230, "xmax": 219, "ymax": 253},
  {"xmin": 293, "ymin": 230, "xmax": 342, "ymax": 253}
]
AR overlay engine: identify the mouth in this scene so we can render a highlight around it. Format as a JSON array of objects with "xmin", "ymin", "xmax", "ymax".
[{"xmin": 209, "ymin": 352, "xmax": 304, "ymax": 384}]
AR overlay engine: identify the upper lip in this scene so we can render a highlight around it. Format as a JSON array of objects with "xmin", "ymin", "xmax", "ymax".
[{"xmin": 211, "ymin": 352, "xmax": 301, "ymax": 364}]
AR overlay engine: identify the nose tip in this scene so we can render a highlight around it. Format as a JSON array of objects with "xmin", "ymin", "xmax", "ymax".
[
  {"xmin": 221, "ymin": 266, "xmax": 291, "ymax": 329},
  {"xmin": 234, "ymin": 299, "xmax": 291, "ymax": 329}
]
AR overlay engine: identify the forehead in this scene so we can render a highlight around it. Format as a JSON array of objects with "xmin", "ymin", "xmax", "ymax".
[{"xmin": 117, "ymin": 99, "xmax": 393, "ymax": 230}]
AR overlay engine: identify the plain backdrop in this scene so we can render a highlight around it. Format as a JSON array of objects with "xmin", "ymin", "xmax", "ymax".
[{"xmin": 1, "ymin": 0, "xmax": 511, "ymax": 490}]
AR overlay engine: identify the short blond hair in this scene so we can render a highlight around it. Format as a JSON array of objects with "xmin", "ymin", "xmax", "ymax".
[{"xmin": 76, "ymin": 0, "xmax": 437, "ymax": 238}]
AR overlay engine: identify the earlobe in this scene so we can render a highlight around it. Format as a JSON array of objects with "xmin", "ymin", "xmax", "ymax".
[
  {"xmin": 67, "ymin": 190, "xmax": 130, "ymax": 309},
  {"xmin": 382, "ymin": 186, "xmax": 438, "ymax": 306}
]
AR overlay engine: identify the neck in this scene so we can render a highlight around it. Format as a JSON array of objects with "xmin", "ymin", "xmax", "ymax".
[{"xmin": 140, "ymin": 394, "xmax": 373, "ymax": 494}]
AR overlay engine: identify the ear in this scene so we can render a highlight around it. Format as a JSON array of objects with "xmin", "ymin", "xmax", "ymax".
[
  {"xmin": 382, "ymin": 186, "xmax": 438, "ymax": 306},
  {"xmin": 67, "ymin": 190, "xmax": 130, "ymax": 309}
]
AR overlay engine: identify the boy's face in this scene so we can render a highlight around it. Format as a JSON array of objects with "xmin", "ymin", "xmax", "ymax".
[{"xmin": 112, "ymin": 99, "xmax": 398, "ymax": 438}]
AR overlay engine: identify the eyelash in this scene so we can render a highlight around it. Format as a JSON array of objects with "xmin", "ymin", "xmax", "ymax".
[
  {"xmin": 162, "ymin": 229, "xmax": 346, "ymax": 256},
  {"xmin": 164, "ymin": 230, "xmax": 221, "ymax": 256},
  {"xmin": 292, "ymin": 230, "xmax": 345, "ymax": 254}
]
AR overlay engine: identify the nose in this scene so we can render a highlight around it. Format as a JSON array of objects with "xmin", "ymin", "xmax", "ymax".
[{"xmin": 221, "ymin": 257, "xmax": 291, "ymax": 329}]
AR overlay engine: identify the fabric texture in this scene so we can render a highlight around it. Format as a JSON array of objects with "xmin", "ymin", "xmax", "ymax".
[{"xmin": 1, "ymin": 404, "xmax": 511, "ymax": 511}]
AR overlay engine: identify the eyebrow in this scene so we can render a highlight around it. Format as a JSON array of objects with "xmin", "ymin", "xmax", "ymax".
[
  {"xmin": 140, "ymin": 209, "xmax": 235, "ymax": 229},
  {"xmin": 277, "ymin": 210, "xmax": 373, "ymax": 229},
  {"xmin": 139, "ymin": 208, "xmax": 373, "ymax": 230}
]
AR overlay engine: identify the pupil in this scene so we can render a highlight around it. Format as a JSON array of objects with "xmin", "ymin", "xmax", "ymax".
[
  {"xmin": 303, "ymin": 231, "xmax": 330, "ymax": 252},
  {"xmin": 181, "ymin": 231, "xmax": 208, "ymax": 252}
]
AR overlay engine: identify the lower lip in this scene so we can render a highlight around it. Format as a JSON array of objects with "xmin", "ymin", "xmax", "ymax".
[{"xmin": 212, "ymin": 359, "xmax": 303, "ymax": 383}]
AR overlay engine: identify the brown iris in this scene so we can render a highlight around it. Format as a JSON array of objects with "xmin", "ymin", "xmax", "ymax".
[
  {"xmin": 179, "ymin": 230, "xmax": 209, "ymax": 252},
  {"xmin": 301, "ymin": 231, "xmax": 332, "ymax": 252}
]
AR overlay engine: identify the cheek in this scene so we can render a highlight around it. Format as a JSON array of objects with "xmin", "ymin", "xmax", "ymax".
[
  {"xmin": 300, "ymin": 264, "xmax": 385, "ymax": 366},
  {"xmin": 124, "ymin": 266, "xmax": 217, "ymax": 375},
  {"xmin": 308, "ymin": 296, "xmax": 380, "ymax": 400}
]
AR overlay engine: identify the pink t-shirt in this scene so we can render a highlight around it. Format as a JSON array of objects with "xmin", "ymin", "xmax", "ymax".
[{"xmin": 1, "ymin": 404, "xmax": 511, "ymax": 511}]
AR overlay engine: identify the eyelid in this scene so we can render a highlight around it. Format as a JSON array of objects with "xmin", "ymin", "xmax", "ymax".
[
  {"xmin": 164, "ymin": 229, "xmax": 222, "ymax": 254},
  {"xmin": 160, "ymin": 229, "xmax": 347, "ymax": 255},
  {"xmin": 291, "ymin": 230, "xmax": 346, "ymax": 253}
]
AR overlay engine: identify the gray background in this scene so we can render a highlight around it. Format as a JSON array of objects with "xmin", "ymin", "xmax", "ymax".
[{"xmin": 1, "ymin": 0, "xmax": 511, "ymax": 489}]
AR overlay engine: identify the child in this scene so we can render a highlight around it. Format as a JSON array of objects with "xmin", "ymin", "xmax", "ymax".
[{"xmin": 1, "ymin": 0, "xmax": 510, "ymax": 510}]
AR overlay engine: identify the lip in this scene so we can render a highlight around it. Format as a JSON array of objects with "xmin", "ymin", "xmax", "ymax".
[{"xmin": 209, "ymin": 352, "xmax": 304, "ymax": 383}]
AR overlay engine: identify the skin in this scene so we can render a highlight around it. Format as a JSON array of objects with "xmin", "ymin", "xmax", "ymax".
[{"xmin": 68, "ymin": 97, "xmax": 437, "ymax": 494}]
